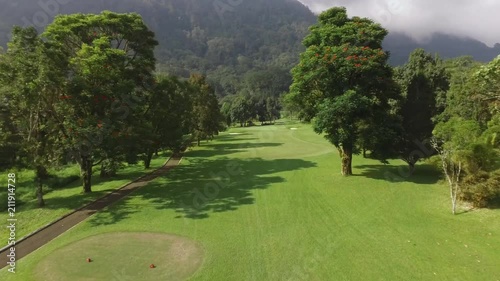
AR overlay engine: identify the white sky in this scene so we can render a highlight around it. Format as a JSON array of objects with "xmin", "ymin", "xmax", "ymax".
[{"xmin": 298, "ymin": 0, "xmax": 500, "ymax": 47}]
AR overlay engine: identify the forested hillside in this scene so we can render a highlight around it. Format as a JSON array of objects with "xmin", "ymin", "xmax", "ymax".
[
  {"xmin": 384, "ymin": 32, "xmax": 500, "ymax": 65},
  {"xmin": 0, "ymin": 0, "xmax": 316, "ymax": 96},
  {"xmin": 1, "ymin": 0, "xmax": 499, "ymax": 97}
]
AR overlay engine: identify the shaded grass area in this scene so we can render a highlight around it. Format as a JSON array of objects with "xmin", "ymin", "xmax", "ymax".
[
  {"xmin": 88, "ymin": 156, "xmax": 316, "ymax": 223},
  {"xmin": 1, "ymin": 123, "xmax": 499, "ymax": 281},
  {"xmin": 0, "ymin": 153, "xmax": 168, "ymax": 247},
  {"xmin": 354, "ymin": 162, "xmax": 442, "ymax": 185}
]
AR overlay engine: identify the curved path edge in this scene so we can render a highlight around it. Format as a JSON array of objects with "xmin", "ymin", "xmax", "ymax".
[{"xmin": 0, "ymin": 153, "xmax": 183, "ymax": 269}]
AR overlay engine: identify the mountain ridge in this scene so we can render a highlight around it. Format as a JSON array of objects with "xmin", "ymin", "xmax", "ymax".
[
  {"xmin": 384, "ymin": 32, "xmax": 500, "ymax": 65},
  {"xmin": 0, "ymin": 0, "xmax": 498, "ymax": 94}
]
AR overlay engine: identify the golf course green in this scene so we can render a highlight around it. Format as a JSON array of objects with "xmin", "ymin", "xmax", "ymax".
[{"xmin": 1, "ymin": 122, "xmax": 499, "ymax": 281}]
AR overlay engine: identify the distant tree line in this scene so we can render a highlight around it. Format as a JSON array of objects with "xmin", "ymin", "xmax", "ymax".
[{"xmin": 221, "ymin": 94, "xmax": 281, "ymax": 127}]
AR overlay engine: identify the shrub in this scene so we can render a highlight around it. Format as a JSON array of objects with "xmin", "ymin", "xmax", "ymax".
[
  {"xmin": 461, "ymin": 170, "xmax": 500, "ymax": 207},
  {"xmin": 47, "ymin": 174, "xmax": 80, "ymax": 189}
]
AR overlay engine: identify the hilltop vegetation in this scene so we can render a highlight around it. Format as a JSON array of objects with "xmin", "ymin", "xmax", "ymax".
[
  {"xmin": 1, "ymin": 0, "xmax": 499, "ymax": 97},
  {"xmin": 0, "ymin": 0, "xmax": 315, "ymax": 96}
]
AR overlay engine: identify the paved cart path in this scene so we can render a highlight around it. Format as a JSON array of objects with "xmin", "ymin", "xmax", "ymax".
[{"xmin": 0, "ymin": 154, "xmax": 182, "ymax": 269}]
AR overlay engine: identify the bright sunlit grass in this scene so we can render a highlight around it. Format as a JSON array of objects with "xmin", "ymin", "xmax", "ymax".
[{"xmin": 2, "ymin": 122, "xmax": 499, "ymax": 281}]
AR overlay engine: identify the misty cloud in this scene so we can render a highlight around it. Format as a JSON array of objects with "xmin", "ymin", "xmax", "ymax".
[{"xmin": 298, "ymin": 0, "xmax": 500, "ymax": 47}]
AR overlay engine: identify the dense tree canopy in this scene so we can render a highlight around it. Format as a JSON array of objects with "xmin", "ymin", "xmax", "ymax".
[
  {"xmin": 40, "ymin": 11, "xmax": 158, "ymax": 193},
  {"xmin": 432, "ymin": 55, "xmax": 500, "ymax": 211},
  {"xmin": 0, "ymin": 26, "xmax": 59, "ymax": 206},
  {"xmin": 391, "ymin": 49, "xmax": 449, "ymax": 172},
  {"xmin": 287, "ymin": 7, "xmax": 400, "ymax": 175},
  {"xmin": 189, "ymin": 74, "xmax": 224, "ymax": 145}
]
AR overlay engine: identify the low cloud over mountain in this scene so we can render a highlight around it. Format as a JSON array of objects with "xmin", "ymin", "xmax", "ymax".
[{"xmin": 298, "ymin": 0, "xmax": 500, "ymax": 47}]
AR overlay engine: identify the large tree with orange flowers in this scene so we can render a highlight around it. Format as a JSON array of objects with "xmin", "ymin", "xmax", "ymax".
[{"xmin": 287, "ymin": 7, "xmax": 401, "ymax": 176}]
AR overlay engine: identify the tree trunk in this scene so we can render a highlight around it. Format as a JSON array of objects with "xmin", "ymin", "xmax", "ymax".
[
  {"xmin": 35, "ymin": 166, "xmax": 46, "ymax": 207},
  {"xmin": 408, "ymin": 162, "xmax": 416, "ymax": 176},
  {"xmin": 80, "ymin": 155, "xmax": 92, "ymax": 193},
  {"xmin": 154, "ymin": 148, "xmax": 159, "ymax": 156},
  {"xmin": 362, "ymin": 147, "xmax": 367, "ymax": 158},
  {"xmin": 144, "ymin": 151, "xmax": 153, "ymax": 169},
  {"xmin": 340, "ymin": 144, "xmax": 353, "ymax": 176},
  {"xmin": 197, "ymin": 137, "xmax": 201, "ymax": 146},
  {"xmin": 100, "ymin": 162, "xmax": 108, "ymax": 178},
  {"xmin": 36, "ymin": 181, "xmax": 45, "ymax": 207},
  {"xmin": 451, "ymin": 162, "xmax": 462, "ymax": 215},
  {"xmin": 451, "ymin": 193, "xmax": 457, "ymax": 215}
]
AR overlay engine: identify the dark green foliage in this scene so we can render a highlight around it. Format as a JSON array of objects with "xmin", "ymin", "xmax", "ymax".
[
  {"xmin": 189, "ymin": 74, "xmax": 224, "ymax": 144},
  {"xmin": 41, "ymin": 11, "xmax": 158, "ymax": 192},
  {"xmin": 0, "ymin": 101, "xmax": 21, "ymax": 169},
  {"xmin": 0, "ymin": 26, "xmax": 61, "ymax": 206},
  {"xmin": 47, "ymin": 174, "xmax": 81, "ymax": 189},
  {"xmin": 229, "ymin": 94, "xmax": 257, "ymax": 127},
  {"xmin": 313, "ymin": 90, "xmax": 372, "ymax": 147},
  {"xmin": 392, "ymin": 49, "xmax": 449, "ymax": 171},
  {"xmin": 461, "ymin": 170, "xmax": 500, "ymax": 208},
  {"xmin": 140, "ymin": 74, "xmax": 193, "ymax": 164},
  {"xmin": 433, "ymin": 55, "xmax": 500, "ymax": 209},
  {"xmin": 437, "ymin": 56, "xmax": 484, "ymax": 124}
]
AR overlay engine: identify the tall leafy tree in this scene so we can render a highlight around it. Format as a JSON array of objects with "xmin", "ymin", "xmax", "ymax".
[
  {"xmin": 42, "ymin": 12, "xmax": 158, "ymax": 193},
  {"xmin": 432, "ymin": 118, "xmax": 482, "ymax": 214},
  {"xmin": 230, "ymin": 94, "xmax": 256, "ymax": 127},
  {"xmin": 0, "ymin": 95, "xmax": 21, "ymax": 170},
  {"xmin": 220, "ymin": 96, "xmax": 234, "ymax": 127},
  {"xmin": 140, "ymin": 75, "xmax": 193, "ymax": 168},
  {"xmin": 472, "ymin": 55, "xmax": 500, "ymax": 121},
  {"xmin": 392, "ymin": 49, "xmax": 449, "ymax": 173},
  {"xmin": 266, "ymin": 96, "xmax": 281, "ymax": 124},
  {"xmin": 432, "ymin": 55, "xmax": 500, "ymax": 211},
  {"xmin": 189, "ymin": 74, "xmax": 223, "ymax": 145},
  {"xmin": 437, "ymin": 56, "xmax": 484, "ymax": 124},
  {"xmin": 0, "ymin": 27, "xmax": 60, "ymax": 206},
  {"xmin": 287, "ymin": 7, "xmax": 400, "ymax": 175}
]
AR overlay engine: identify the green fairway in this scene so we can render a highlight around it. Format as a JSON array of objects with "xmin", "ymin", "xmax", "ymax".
[{"xmin": 2, "ymin": 122, "xmax": 499, "ymax": 281}]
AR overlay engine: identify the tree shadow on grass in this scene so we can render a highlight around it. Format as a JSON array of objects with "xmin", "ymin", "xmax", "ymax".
[
  {"xmin": 186, "ymin": 142, "xmax": 284, "ymax": 158},
  {"xmin": 214, "ymin": 133, "xmax": 256, "ymax": 140},
  {"xmin": 34, "ymin": 156, "xmax": 170, "ymax": 212},
  {"xmin": 353, "ymin": 163, "xmax": 441, "ymax": 185},
  {"xmin": 88, "ymin": 156, "xmax": 316, "ymax": 226},
  {"xmin": 485, "ymin": 198, "xmax": 500, "ymax": 210}
]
